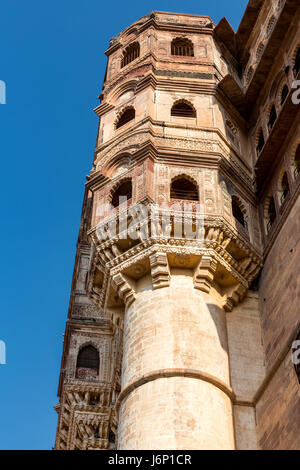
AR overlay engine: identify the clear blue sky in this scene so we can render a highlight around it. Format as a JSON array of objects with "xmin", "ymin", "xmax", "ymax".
[{"xmin": 0, "ymin": 0, "xmax": 248, "ymax": 450}]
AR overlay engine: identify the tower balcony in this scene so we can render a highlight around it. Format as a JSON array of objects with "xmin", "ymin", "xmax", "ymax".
[{"xmin": 86, "ymin": 198, "xmax": 262, "ymax": 314}]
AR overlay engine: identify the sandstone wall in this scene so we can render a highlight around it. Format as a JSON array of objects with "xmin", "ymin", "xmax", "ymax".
[{"xmin": 256, "ymin": 195, "xmax": 300, "ymax": 449}]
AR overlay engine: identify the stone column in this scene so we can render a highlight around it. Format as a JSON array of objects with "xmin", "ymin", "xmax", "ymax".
[{"xmin": 116, "ymin": 270, "xmax": 235, "ymax": 450}]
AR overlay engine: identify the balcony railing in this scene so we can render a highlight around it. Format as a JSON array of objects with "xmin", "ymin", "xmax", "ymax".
[{"xmin": 169, "ymin": 198, "xmax": 202, "ymax": 213}]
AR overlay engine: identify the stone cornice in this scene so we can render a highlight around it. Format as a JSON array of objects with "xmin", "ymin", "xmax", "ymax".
[
  {"xmin": 105, "ymin": 14, "xmax": 214, "ymax": 57},
  {"xmin": 103, "ymin": 60, "xmax": 153, "ymax": 96},
  {"xmin": 63, "ymin": 379, "xmax": 112, "ymax": 395},
  {"xmin": 94, "ymin": 102, "xmax": 115, "ymax": 118},
  {"xmin": 92, "ymin": 120, "xmax": 254, "ymax": 194},
  {"xmin": 103, "ymin": 68, "xmax": 217, "ymax": 105}
]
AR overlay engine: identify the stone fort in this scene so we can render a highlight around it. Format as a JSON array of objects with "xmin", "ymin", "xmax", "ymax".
[{"xmin": 54, "ymin": 0, "xmax": 300, "ymax": 450}]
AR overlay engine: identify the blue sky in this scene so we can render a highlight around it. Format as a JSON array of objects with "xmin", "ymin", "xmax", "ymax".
[{"xmin": 0, "ymin": 0, "xmax": 248, "ymax": 450}]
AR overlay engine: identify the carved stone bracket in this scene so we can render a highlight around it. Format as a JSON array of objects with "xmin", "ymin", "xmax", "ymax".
[
  {"xmin": 112, "ymin": 273, "xmax": 136, "ymax": 308},
  {"xmin": 149, "ymin": 252, "xmax": 170, "ymax": 289},
  {"xmin": 223, "ymin": 284, "xmax": 247, "ymax": 312},
  {"xmin": 194, "ymin": 255, "xmax": 218, "ymax": 293}
]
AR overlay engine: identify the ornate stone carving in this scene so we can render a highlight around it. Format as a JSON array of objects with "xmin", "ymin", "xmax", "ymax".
[
  {"xmin": 95, "ymin": 131, "xmax": 151, "ymax": 169},
  {"xmin": 72, "ymin": 304, "xmax": 102, "ymax": 318},
  {"xmin": 87, "ymin": 209, "xmax": 263, "ymax": 312},
  {"xmin": 55, "ymin": 381, "xmax": 115, "ymax": 450}
]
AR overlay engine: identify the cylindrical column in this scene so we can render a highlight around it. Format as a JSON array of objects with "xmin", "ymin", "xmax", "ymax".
[{"xmin": 117, "ymin": 271, "xmax": 235, "ymax": 450}]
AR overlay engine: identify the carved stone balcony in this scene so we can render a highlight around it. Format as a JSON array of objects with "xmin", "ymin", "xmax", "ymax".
[
  {"xmin": 55, "ymin": 380, "xmax": 114, "ymax": 450},
  {"xmin": 86, "ymin": 200, "xmax": 262, "ymax": 313}
]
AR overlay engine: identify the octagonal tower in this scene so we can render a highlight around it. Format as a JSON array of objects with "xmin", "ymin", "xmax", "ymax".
[{"xmin": 55, "ymin": 11, "xmax": 265, "ymax": 450}]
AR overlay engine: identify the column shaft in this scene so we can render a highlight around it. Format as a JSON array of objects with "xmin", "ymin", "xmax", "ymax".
[{"xmin": 117, "ymin": 272, "xmax": 235, "ymax": 450}]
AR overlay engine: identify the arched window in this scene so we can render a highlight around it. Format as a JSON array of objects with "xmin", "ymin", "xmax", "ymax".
[
  {"xmin": 268, "ymin": 105, "xmax": 277, "ymax": 130},
  {"xmin": 294, "ymin": 144, "xmax": 300, "ymax": 178},
  {"xmin": 170, "ymin": 177, "xmax": 198, "ymax": 201},
  {"xmin": 281, "ymin": 84, "xmax": 289, "ymax": 105},
  {"xmin": 76, "ymin": 345, "xmax": 99, "ymax": 378},
  {"xmin": 256, "ymin": 129, "xmax": 265, "ymax": 155},
  {"xmin": 111, "ymin": 179, "xmax": 132, "ymax": 208},
  {"xmin": 171, "ymin": 38, "xmax": 194, "ymax": 57},
  {"xmin": 279, "ymin": 171, "xmax": 290, "ymax": 204},
  {"xmin": 121, "ymin": 42, "xmax": 140, "ymax": 68},
  {"xmin": 266, "ymin": 196, "xmax": 276, "ymax": 232},
  {"xmin": 293, "ymin": 47, "xmax": 300, "ymax": 77},
  {"xmin": 232, "ymin": 197, "xmax": 246, "ymax": 228},
  {"xmin": 171, "ymin": 100, "xmax": 196, "ymax": 118},
  {"xmin": 115, "ymin": 107, "xmax": 135, "ymax": 129}
]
